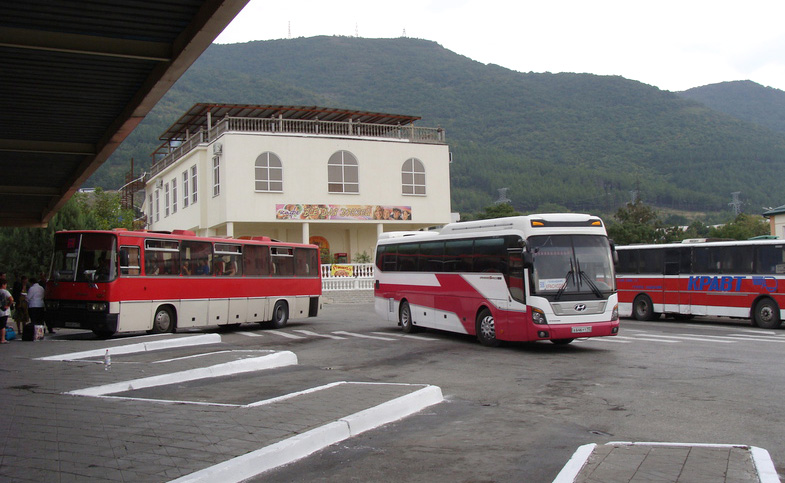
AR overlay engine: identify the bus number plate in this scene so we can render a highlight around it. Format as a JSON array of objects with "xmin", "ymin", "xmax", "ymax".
[{"xmin": 571, "ymin": 326, "xmax": 592, "ymax": 334}]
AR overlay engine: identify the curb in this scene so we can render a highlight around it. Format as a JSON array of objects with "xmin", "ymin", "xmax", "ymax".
[
  {"xmin": 68, "ymin": 351, "xmax": 298, "ymax": 397},
  {"xmin": 36, "ymin": 333, "xmax": 222, "ymax": 361},
  {"xmin": 553, "ymin": 441, "xmax": 779, "ymax": 483},
  {"xmin": 168, "ymin": 384, "xmax": 444, "ymax": 483}
]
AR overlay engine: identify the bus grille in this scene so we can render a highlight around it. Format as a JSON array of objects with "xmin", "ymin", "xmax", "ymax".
[{"xmin": 551, "ymin": 301, "xmax": 607, "ymax": 316}]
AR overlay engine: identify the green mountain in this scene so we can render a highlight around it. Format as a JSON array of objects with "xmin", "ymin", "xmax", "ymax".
[
  {"xmin": 678, "ymin": 80, "xmax": 785, "ymax": 134},
  {"xmin": 95, "ymin": 36, "xmax": 785, "ymax": 217}
]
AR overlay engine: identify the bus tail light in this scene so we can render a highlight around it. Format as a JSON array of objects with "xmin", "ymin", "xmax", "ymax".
[
  {"xmin": 611, "ymin": 304, "xmax": 618, "ymax": 321},
  {"xmin": 532, "ymin": 308, "xmax": 547, "ymax": 325}
]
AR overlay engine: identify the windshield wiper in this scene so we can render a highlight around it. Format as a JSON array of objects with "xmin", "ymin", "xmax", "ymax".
[
  {"xmin": 576, "ymin": 258, "xmax": 603, "ymax": 298},
  {"xmin": 554, "ymin": 259, "xmax": 575, "ymax": 301}
]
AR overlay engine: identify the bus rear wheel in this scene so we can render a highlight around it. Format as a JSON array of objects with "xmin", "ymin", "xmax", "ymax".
[
  {"xmin": 151, "ymin": 306, "xmax": 175, "ymax": 334},
  {"xmin": 266, "ymin": 301, "xmax": 289, "ymax": 329},
  {"xmin": 633, "ymin": 294, "xmax": 658, "ymax": 321},
  {"xmin": 754, "ymin": 298, "xmax": 781, "ymax": 329},
  {"xmin": 476, "ymin": 308, "xmax": 500, "ymax": 347},
  {"xmin": 399, "ymin": 301, "xmax": 415, "ymax": 333}
]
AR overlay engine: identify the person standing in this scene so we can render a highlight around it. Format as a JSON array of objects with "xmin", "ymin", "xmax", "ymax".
[
  {"xmin": 0, "ymin": 278, "xmax": 14, "ymax": 343},
  {"xmin": 13, "ymin": 275, "xmax": 29, "ymax": 333},
  {"xmin": 27, "ymin": 278, "xmax": 47, "ymax": 333}
]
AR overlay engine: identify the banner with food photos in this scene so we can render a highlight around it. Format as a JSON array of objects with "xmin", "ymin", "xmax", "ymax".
[{"xmin": 275, "ymin": 204, "xmax": 412, "ymax": 221}]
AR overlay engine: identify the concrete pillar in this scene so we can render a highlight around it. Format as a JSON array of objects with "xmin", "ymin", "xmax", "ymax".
[
  {"xmin": 226, "ymin": 222, "xmax": 234, "ymax": 238},
  {"xmin": 302, "ymin": 222, "xmax": 310, "ymax": 244}
]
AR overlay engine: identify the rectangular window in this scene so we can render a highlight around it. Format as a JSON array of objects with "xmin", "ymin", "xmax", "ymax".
[
  {"xmin": 212, "ymin": 156, "xmax": 220, "ymax": 197},
  {"xmin": 164, "ymin": 182, "xmax": 170, "ymax": 217},
  {"xmin": 397, "ymin": 243, "xmax": 419, "ymax": 272},
  {"xmin": 295, "ymin": 248, "xmax": 319, "ymax": 277},
  {"xmin": 418, "ymin": 241, "xmax": 444, "ymax": 272},
  {"xmin": 182, "ymin": 171, "xmax": 189, "ymax": 208},
  {"xmin": 171, "ymin": 178, "xmax": 177, "ymax": 214},
  {"xmin": 144, "ymin": 239, "xmax": 180, "ymax": 276},
  {"xmin": 148, "ymin": 193, "xmax": 153, "ymax": 223},
  {"xmin": 243, "ymin": 245, "xmax": 270, "ymax": 276},
  {"xmin": 444, "ymin": 239, "xmax": 474, "ymax": 272},
  {"xmin": 154, "ymin": 190, "xmax": 160, "ymax": 222},
  {"xmin": 180, "ymin": 240, "xmax": 212, "ymax": 276},
  {"xmin": 191, "ymin": 165, "xmax": 198, "ymax": 204},
  {"xmin": 271, "ymin": 246, "xmax": 294, "ymax": 276},
  {"xmin": 119, "ymin": 246, "xmax": 141, "ymax": 276}
]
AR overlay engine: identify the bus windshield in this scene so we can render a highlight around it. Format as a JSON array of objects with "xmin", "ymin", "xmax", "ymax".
[
  {"xmin": 51, "ymin": 233, "xmax": 117, "ymax": 282},
  {"xmin": 528, "ymin": 234, "xmax": 615, "ymax": 298}
]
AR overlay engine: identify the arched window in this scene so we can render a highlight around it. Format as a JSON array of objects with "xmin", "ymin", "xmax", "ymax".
[
  {"xmin": 402, "ymin": 158, "xmax": 426, "ymax": 195},
  {"xmin": 328, "ymin": 150, "xmax": 359, "ymax": 193},
  {"xmin": 255, "ymin": 152, "xmax": 283, "ymax": 192}
]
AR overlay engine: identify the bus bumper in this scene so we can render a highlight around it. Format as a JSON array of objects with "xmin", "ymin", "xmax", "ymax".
[
  {"xmin": 45, "ymin": 302, "xmax": 119, "ymax": 333},
  {"xmin": 541, "ymin": 321, "xmax": 620, "ymax": 340}
]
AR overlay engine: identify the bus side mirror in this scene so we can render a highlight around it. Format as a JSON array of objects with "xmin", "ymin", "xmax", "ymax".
[{"xmin": 523, "ymin": 251, "xmax": 533, "ymax": 267}]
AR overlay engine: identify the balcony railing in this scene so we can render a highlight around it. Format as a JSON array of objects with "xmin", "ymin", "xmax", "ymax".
[
  {"xmin": 151, "ymin": 116, "xmax": 446, "ymax": 176},
  {"xmin": 321, "ymin": 263, "xmax": 375, "ymax": 291}
]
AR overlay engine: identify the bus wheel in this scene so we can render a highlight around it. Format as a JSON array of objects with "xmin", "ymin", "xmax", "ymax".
[
  {"xmin": 268, "ymin": 301, "xmax": 289, "ymax": 329},
  {"xmin": 754, "ymin": 299, "xmax": 781, "ymax": 329},
  {"xmin": 151, "ymin": 306, "xmax": 175, "ymax": 333},
  {"xmin": 551, "ymin": 338, "xmax": 574, "ymax": 345},
  {"xmin": 399, "ymin": 301, "xmax": 415, "ymax": 333},
  {"xmin": 633, "ymin": 294, "xmax": 658, "ymax": 321},
  {"xmin": 476, "ymin": 308, "xmax": 500, "ymax": 347}
]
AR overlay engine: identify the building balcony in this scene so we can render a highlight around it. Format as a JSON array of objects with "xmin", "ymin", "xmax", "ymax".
[{"xmin": 151, "ymin": 115, "xmax": 446, "ymax": 177}]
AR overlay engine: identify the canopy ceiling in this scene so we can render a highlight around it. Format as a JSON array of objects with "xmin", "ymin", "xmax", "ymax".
[{"xmin": 0, "ymin": 0, "xmax": 249, "ymax": 226}]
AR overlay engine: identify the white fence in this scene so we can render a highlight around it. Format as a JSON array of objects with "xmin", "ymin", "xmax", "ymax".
[{"xmin": 321, "ymin": 263, "xmax": 375, "ymax": 291}]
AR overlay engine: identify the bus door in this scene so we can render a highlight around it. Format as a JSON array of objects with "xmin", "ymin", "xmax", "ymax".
[{"xmin": 663, "ymin": 247, "xmax": 691, "ymax": 315}]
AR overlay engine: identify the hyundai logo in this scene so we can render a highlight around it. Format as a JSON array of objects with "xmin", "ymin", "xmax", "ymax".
[{"xmin": 574, "ymin": 304, "xmax": 587, "ymax": 312}]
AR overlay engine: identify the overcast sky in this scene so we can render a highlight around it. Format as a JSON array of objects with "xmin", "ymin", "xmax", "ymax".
[{"xmin": 214, "ymin": 0, "xmax": 785, "ymax": 92}]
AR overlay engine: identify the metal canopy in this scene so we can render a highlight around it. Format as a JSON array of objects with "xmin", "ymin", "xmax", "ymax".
[
  {"xmin": 160, "ymin": 103, "xmax": 423, "ymax": 142},
  {"xmin": 0, "ymin": 0, "xmax": 249, "ymax": 227}
]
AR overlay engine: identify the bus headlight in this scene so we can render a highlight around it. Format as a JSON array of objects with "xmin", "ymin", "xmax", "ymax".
[
  {"xmin": 45, "ymin": 300, "xmax": 59, "ymax": 310},
  {"xmin": 87, "ymin": 302, "xmax": 108, "ymax": 312},
  {"xmin": 611, "ymin": 304, "xmax": 619, "ymax": 321},
  {"xmin": 532, "ymin": 308, "xmax": 547, "ymax": 325}
]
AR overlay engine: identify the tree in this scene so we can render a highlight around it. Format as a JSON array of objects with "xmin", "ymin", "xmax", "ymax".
[
  {"xmin": 465, "ymin": 203, "xmax": 522, "ymax": 221},
  {"xmin": 708, "ymin": 213, "xmax": 770, "ymax": 240},
  {"xmin": 606, "ymin": 200, "xmax": 665, "ymax": 245}
]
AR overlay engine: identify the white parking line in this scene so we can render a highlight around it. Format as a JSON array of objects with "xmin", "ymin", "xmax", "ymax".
[
  {"xmin": 632, "ymin": 334, "xmax": 736, "ymax": 343},
  {"xmin": 238, "ymin": 331, "xmax": 264, "ymax": 337},
  {"xmin": 332, "ymin": 331, "xmax": 398, "ymax": 341},
  {"xmin": 614, "ymin": 335, "xmax": 680, "ymax": 343},
  {"xmin": 371, "ymin": 332, "xmax": 435, "ymax": 341},
  {"xmin": 37, "ymin": 334, "xmax": 222, "ymax": 361},
  {"xmin": 292, "ymin": 330, "xmax": 347, "ymax": 340},
  {"xmin": 266, "ymin": 330, "xmax": 306, "ymax": 339}
]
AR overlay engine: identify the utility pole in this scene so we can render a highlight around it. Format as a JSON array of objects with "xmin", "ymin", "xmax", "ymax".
[{"xmin": 729, "ymin": 192, "xmax": 742, "ymax": 215}]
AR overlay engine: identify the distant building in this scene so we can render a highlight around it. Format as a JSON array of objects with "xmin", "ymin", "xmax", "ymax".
[
  {"xmin": 144, "ymin": 104, "xmax": 452, "ymax": 262},
  {"xmin": 762, "ymin": 205, "xmax": 785, "ymax": 238}
]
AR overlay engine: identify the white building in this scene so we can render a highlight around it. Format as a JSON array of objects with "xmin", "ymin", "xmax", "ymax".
[{"xmin": 144, "ymin": 104, "xmax": 453, "ymax": 262}]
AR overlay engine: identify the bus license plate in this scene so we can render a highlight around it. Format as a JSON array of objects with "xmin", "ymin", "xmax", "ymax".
[{"xmin": 571, "ymin": 326, "xmax": 592, "ymax": 334}]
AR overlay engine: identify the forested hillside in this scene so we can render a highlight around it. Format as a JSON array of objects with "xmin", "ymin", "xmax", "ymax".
[
  {"xmin": 95, "ymin": 36, "xmax": 785, "ymax": 217},
  {"xmin": 679, "ymin": 80, "xmax": 785, "ymax": 134}
]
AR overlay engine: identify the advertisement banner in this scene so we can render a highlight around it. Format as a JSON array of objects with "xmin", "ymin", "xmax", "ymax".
[
  {"xmin": 330, "ymin": 264, "xmax": 354, "ymax": 277},
  {"xmin": 276, "ymin": 204, "xmax": 412, "ymax": 221}
]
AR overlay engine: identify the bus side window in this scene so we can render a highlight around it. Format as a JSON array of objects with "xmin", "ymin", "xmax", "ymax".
[{"xmin": 119, "ymin": 246, "xmax": 140, "ymax": 276}]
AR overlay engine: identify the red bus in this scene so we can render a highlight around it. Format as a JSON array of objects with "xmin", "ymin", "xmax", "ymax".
[
  {"xmin": 45, "ymin": 229, "xmax": 321, "ymax": 337},
  {"xmin": 616, "ymin": 239, "xmax": 785, "ymax": 328},
  {"xmin": 374, "ymin": 214, "xmax": 619, "ymax": 346}
]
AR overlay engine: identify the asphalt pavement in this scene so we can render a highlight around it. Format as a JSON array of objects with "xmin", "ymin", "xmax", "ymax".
[{"xmin": 0, "ymin": 317, "xmax": 780, "ymax": 482}]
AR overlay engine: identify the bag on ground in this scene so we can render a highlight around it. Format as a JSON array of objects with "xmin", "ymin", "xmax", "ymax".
[
  {"xmin": 5, "ymin": 326, "xmax": 15, "ymax": 341},
  {"xmin": 22, "ymin": 323, "xmax": 34, "ymax": 341}
]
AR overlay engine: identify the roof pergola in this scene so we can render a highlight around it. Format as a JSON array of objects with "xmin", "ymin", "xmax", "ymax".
[{"xmin": 159, "ymin": 103, "xmax": 422, "ymax": 142}]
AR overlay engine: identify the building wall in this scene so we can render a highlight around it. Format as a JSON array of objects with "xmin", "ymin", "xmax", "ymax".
[{"xmin": 145, "ymin": 130, "xmax": 452, "ymax": 261}]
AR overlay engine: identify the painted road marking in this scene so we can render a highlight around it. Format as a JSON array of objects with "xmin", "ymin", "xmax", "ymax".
[
  {"xmin": 293, "ymin": 330, "xmax": 347, "ymax": 340},
  {"xmin": 332, "ymin": 331, "xmax": 398, "ymax": 341}
]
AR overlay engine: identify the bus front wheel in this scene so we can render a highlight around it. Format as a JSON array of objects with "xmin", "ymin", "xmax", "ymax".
[
  {"xmin": 633, "ymin": 294, "xmax": 658, "ymax": 321},
  {"xmin": 754, "ymin": 299, "xmax": 781, "ymax": 329},
  {"xmin": 399, "ymin": 301, "xmax": 415, "ymax": 333},
  {"xmin": 476, "ymin": 308, "xmax": 500, "ymax": 347},
  {"xmin": 151, "ymin": 306, "xmax": 175, "ymax": 333}
]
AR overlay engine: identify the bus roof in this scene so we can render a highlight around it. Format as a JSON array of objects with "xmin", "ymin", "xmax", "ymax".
[
  {"xmin": 378, "ymin": 214, "xmax": 607, "ymax": 244},
  {"xmin": 617, "ymin": 238, "xmax": 785, "ymax": 250},
  {"xmin": 54, "ymin": 229, "xmax": 318, "ymax": 248}
]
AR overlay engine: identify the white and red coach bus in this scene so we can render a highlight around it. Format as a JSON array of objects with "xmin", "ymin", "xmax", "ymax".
[
  {"xmin": 45, "ymin": 229, "xmax": 321, "ymax": 337},
  {"xmin": 616, "ymin": 239, "xmax": 785, "ymax": 328},
  {"xmin": 374, "ymin": 214, "xmax": 619, "ymax": 346}
]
